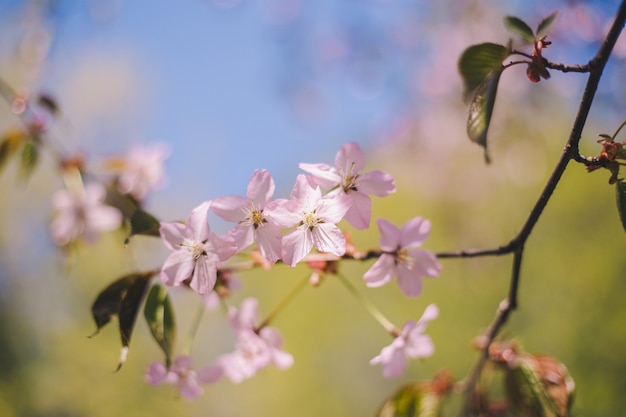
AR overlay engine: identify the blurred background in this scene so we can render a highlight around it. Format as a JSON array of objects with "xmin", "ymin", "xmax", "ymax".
[{"xmin": 1, "ymin": 0, "xmax": 625, "ymax": 415}]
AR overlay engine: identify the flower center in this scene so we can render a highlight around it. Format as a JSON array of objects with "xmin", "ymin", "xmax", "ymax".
[{"xmin": 341, "ymin": 162, "xmax": 359, "ymax": 192}]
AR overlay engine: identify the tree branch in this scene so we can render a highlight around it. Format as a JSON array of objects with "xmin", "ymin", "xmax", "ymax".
[{"xmin": 458, "ymin": 1, "xmax": 626, "ymax": 413}]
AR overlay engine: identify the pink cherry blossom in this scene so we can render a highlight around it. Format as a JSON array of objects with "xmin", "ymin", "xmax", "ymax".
[
  {"xmin": 50, "ymin": 182, "xmax": 122, "ymax": 246},
  {"xmin": 217, "ymin": 297, "xmax": 293, "ymax": 383},
  {"xmin": 159, "ymin": 201, "xmax": 237, "ymax": 295},
  {"xmin": 272, "ymin": 174, "xmax": 351, "ymax": 267},
  {"xmin": 145, "ymin": 355, "xmax": 207, "ymax": 400},
  {"xmin": 363, "ymin": 217, "xmax": 441, "ymax": 297},
  {"xmin": 299, "ymin": 142, "xmax": 395, "ymax": 229},
  {"xmin": 117, "ymin": 143, "xmax": 169, "ymax": 201},
  {"xmin": 370, "ymin": 304, "xmax": 439, "ymax": 378},
  {"xmin": 211, "ymin": 169, "xmax": 283, "ymax": 262}
]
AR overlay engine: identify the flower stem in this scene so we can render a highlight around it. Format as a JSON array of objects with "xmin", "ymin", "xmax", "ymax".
[
  {"xmin": 182, "ymin": 300, "xmax": 206, "ymax": 355},
  {"xmin": 257, "ymin": 274, "xmax": 310, "ymax": 330},
  {"xmin": 336, "ymin": 273, "xmax": 398, "ymax": 336}
]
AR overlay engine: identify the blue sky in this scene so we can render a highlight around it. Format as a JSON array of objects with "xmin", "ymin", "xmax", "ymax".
[{"xmin": 0, "ymin": 0, "xmax": 622, "ymax": 219}]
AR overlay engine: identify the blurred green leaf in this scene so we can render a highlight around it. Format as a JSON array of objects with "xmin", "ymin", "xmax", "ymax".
[
  {"xmin": 504, "ymin": 16, "xmax": 535, "ymax": 43},
  {"xmin": 505, "ymin": 354, "xmax": 574, "ymax": 417},
  {"xmin": 377, "ymin": 381, "xmax": 447, "ymax": 417},
  {"xmin": 615, "ymin": 180, "xmax": 626, "ymax": 233},
  {"xmin": 466, "ymin": 70, "xmax": 502, "ymax": 163},
  {"xmin": 143, "ymin": 284, "xmax": 176, "ymax": 366},
  {"xmin": 126, "ymin": 209, "xmax": 161, "ymax": 245},
  {"xmin": 0, "ymin": 130, "xmax": 26, "ymax": 173},
  {"xmin": 19, "ymin": 140, "xmax": 38, "ymax": 180},
  {"xmin": 536, "ymin": 11, "xmax": 559, "ymax": 38},
  {"xmin": 458, "ymin": 42, "xmax": 510, "ymax": 101},
  {"xmin": 90, "ymin": 271, "xmax": 155, "ymax": 370}
]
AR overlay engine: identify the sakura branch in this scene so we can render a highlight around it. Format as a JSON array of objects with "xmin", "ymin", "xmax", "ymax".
[{"xmin": 454, "ymin": 1, "xmax": 626, "ymax": 414}]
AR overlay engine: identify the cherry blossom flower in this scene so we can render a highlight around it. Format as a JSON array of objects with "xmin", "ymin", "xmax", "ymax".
[
  {"xmin": 363, "ymin": 217, "xmax": 441, "ymax": 297},
  {"xmin": 370, "ymin": 304, "xmax": 439, "ymax": 378},
  {"xmin": 272, "ymin": 174, "xmax": 351, "ymax": 267},
  {"xmin": 299, "ymin": 142, "xmax": 395, "ymax": 229},
  {"xmin": 50, "ymin": 182, "xmax": 122, "ymax": 246},
  {"xmin": 211, "ymin": 169, "xmax": 283, "ymax": 262},
  {"xmin": 117, "ymin": 143, "xmax": 169, "ymax": 201},
  {"xmin": 217, "ymin": 297, "xmax": 293, "ymax": 383},
  {"xmin": 145, "ymin": 355, "xmax": 208, "ymax": 400},
  {"xmin": 159, "ymin": 201, "xmax": 237, "ymax": 295}
]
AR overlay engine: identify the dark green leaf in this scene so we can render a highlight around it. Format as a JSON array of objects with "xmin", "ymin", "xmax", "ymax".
[
  {"xmin": 144, "ymin": 284, "xmax": 176, "ymax": 366},
  {"xmin": 19, "ymin": 140, "xmax": 38, "ymax": 179},
  {"xmin": 0, "ymin": 130, "xmax": 25, "ymax": 173},
  {"xmin": 458, "ymin": 43, "xmax": 510, "ymax": 101},
  {"xmin": 615, "ymin": 180, "xmax": 626, "ymax": 233},
  {"xmin": 118, "ymin": 273, "xmax": 152, "ymax": 347},
  {"xmin": 536, "ymin": 11, "xmax": 559, "ymax": 39},
  {"xmin": 89, "ymin": 271, "xmax": 155, "ymax": 370},
  {"xmin": 126, "ymin": 209, "xmax": 161, "ymax": 244},
  {"xmin": 466, "ymin": 69, "xmax": 502, "ymax": 163},
  {"xmin": 504, "ymin": 16, "xmax": 536, "ymax": 43}
]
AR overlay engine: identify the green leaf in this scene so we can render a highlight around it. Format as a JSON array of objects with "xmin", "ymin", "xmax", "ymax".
[
  {"xmin": 466, "ymin": 69, "xmax": 502, "ymax": 163},
  {"xmin": 90, "ymin": 271, "xmax": 155, "ymax": 370},
  {"xmin": 505, "ymin": 354, "xmax": 574, "ymax": 417},
  {"xmin": 377, "ymin": 381, "xmax": 448, "ymax": 417},
  {"xmin": 615, "ymin": 180, "xmax": 626, "ymax": 233},
  {"xmin": 536, "ymin": 11, "xmax": 559, "ymax": 39},
  {"xmin": 19, "ymin": 140, "xmax": 38, "ymax": 179},
  {"xmin": 504, "ymin": 16, "xmax": 536, "ymax": 43},
  {"xmin": 143, "ymin": 284, "xmax": 176, "ymax": 366},
  {"xmin": 126, "ymin": 209, "xmax": 161, "ymax": 245},
  {"xmin": 458, "ymin": 43, "xmax": 510, "ymax": 101},
  {"xmin": 0, "ymin": 130, "xmax": 25, "ymax": 173}
]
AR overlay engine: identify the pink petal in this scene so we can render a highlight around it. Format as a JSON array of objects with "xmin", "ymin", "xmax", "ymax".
[
  {"xmin": 159, "ymin": 222, "xmax": 187, "ymax": 250},
  {"xmin": 178, "ymin": 378, "xmax": 204, "ymax": 400},
  {"xmin": 189, "ymin": 256, "xmax": 217, "ymax": 295},
  {"xmin": 311, "ymin": 223, "xmax": 346, "ymax": 256},
  {"xmin": 247, "ymin": 169, "xmax": 275, "ymax": 206},
  {"xmin": 197, "ymin": 365, "xmax": 224, "ymax": 384},
  {"xmin": 363, "ymin": 254, "xmax": 395, "ymax": 287},
  {"xmin": 161, "ymin": 250, "xmax": 195, "ymax": 286},
  {"xmin": 281, "ymin": 226, "xmax": 313, "ymax": 267},
  {"xmin": 317, "ymin": 192, "xmax": 351, "ymax": 224},
  {"xmin": 188, "ymin": 201, "xmax": 211, "ymax": 241},
  {"xmin": 396, "ymin": 264, "xmax": 423, "ymax": 297},
  {"xmin": 409, "ymin": 249, "xmax": 442, "ymax": 278},
  {"xmin": 298, "ymin": 162, "xmax": 341, "ymax": 188},
  {"xmin": 254, "ymin": 224, "xmax": 283, "ymax": 263},
  {"xmin": 209, "ymin": 233, "xmax": 238, "ymax": 261},
  {"xmin": 405, "ymin": 334, "xmax": 435, "ymax": 359},
  {"xmin": 268, "ymin": 198, "xmax": 301, "ymax": 228},
  {"xmin": 343, "ymin": 191, "xmax": 371, "ymax": 230},
  {"xmin": 86, "ymin": 205, "xmax": 122, "ymax": 231},
  {"xmin": 400, "ymin": 217, "xmax": 430, "ymax": 249},
  {"xmin": 335, "ymin": 142, "xmax": 365, "ymax": 175},
  {"xmin": 290, "ymin": 174, "xmax": 321, "ymax": 202},
  {"xmin": 145, "ymin": 362, "xmax": 169, "ymax": 385},
  {"xmin": 211, "ymin": 195, "xmax": 248, "ymax": 222},
  {"xmin": 376, "ymin": 218, "xmax": 401, "ymax": 252},
  {"xmin": 233, "ymin": 298, "xmax": 260, "ymax": 331},
  {"xmin": 357, "ymin": 170, "xmax": 396, "ymax": 197}
]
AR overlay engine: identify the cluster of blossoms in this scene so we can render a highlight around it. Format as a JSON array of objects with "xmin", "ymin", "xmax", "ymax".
[
  {"xmin": 49, "ymin": 143, "xmax": 169, "ymax": 247},
  {"xmin": 148, "ymin": 142, "xmax": 442, "ymax": 398}
]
